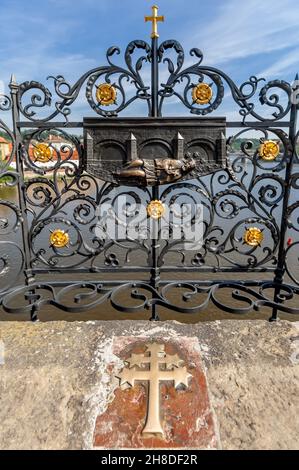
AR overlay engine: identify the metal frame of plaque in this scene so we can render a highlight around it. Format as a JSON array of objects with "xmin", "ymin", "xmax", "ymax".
[{"xmin": 84, "ymin": 117, "xmax": 226, "ymax": 186}]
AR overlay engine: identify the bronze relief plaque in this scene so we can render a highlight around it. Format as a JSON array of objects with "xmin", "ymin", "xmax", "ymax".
[{"xmin": 83, "ymin": 117, "xmax": 226, "ymax": 186}]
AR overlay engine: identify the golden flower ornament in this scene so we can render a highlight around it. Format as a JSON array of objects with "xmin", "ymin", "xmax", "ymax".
[
  {"xmin": 147, "ymin": 200, "xmax": 165, "ymax": 220},
  {"xmin": 192, "ymin": 83, "xmax": 213, "ymax": 105},
  {"xmin": 243, "ymin": 227, "xmax": 264, "ymax": 247},
  {"xmin": 96, "ymin": 83, "xmax": 117, "ymax": 106},
  {"xmin": 49, "ymin": 229, "xmax": 70, "ymax": 248},
  {"xmin": 259, "ymin": 140, "xmax": 280, "ymax": 161},
  {"xmin": 33, "ymin": 143, "xmax": 52, "ymax": 163}
]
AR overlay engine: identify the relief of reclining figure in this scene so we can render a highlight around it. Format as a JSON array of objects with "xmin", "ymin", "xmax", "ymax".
[{"xmin": 115, "ymin": 156, "xmax": 196, "ymax": 186}]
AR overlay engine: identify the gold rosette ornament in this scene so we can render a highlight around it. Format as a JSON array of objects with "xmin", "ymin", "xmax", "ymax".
[
  {"xmin": 243, "ymin": 227, "xmax": 264, "ymax": 247},
  {"xmin": 33, "ymin": 143, "xmax": 52, "ymax": 163},
  {"xmin": 49, "ymin": 229, "xmax": 70, "ymax": 248},
  {"xmin": 192, "ymin": 83, "xmax": 213, "ymax": 105},
  {"xmin": 147, "ymin": 200, "xmax": 165, "ymax": 220},
  {"xmin": 259, "ymin": 140, "xmax": 280, "ymax": 161},
  {"xmin": 96, "ymin": 83, "xmax": 117, "ymax": 106}
]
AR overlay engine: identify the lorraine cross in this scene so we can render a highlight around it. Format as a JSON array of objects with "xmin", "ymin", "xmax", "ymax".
[{"xmin": 117, "ymin": 343, "xmax": 192, "ymax": 435}]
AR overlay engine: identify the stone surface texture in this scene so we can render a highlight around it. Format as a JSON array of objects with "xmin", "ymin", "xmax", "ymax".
[{"xmin": 0, "ymin": 320, "xmax": 298, "ymax": 450}]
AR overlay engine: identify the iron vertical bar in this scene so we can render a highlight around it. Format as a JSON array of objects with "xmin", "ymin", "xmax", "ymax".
[
  {"xmin": 9, "ymin": 76, "xmax": 37, "ymax": 320},
  {"xmin": 270, "ymin": 76, "xmax": 298, "ymax": 321},
  {"xmin": 149, "ymin": 36, "xmax": 160, "ymax": 320},
  {"xmin": 150, "ymin": 36, "xmax": 159, "ymax": 118}
]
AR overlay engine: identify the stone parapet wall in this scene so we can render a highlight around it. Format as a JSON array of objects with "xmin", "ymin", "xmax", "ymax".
[{"xmin": 0, "ymin": 320, "xmax": 298, "ymax": 450}]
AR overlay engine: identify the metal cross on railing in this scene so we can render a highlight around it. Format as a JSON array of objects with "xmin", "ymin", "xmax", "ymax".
[
  {"xmin": 145, "ymin": 5, "xmax": 164, "ymax": 38},
  {"xmin": 117, "ymin": 343, "xmax": 192, "ymax": 435}
]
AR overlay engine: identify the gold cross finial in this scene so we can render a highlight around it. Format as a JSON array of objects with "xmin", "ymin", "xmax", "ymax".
[{"xmin": 145, "ymin": 5, "xmax": 164, "ymax": 39}]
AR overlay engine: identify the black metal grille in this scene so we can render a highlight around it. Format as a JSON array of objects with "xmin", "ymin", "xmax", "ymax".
[{"xmin": 1, "ymin": 33, "xmax": 299, "ymax": 321}]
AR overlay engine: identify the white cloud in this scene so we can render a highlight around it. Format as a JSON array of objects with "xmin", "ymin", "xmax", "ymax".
[
  {"xmin": 258, "ymin": 47, "xmax": 299, "ymax": 79},
  {"xmin": 187, "ymin": 0, "xmax": 299, "ymax": 65}
]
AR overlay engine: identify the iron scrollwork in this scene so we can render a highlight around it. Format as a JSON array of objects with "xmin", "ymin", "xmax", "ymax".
[
  {"xmin": 14, "ymin": 39, "xmax": 293, "ymax": 124},
  {"xmin": 0, "ymin": 26, "xmax": 299, "ymax": 321},
  {"xmin": 2, "ymin": 280, "xmax": 299, "ymax": 317},
  {"xmin": 17, "ymin": 40, "xmax": 152, "ymax": 122},
  {"xmin": 157, "ymin": 39, "xmax": 292, "ymax": 123}
]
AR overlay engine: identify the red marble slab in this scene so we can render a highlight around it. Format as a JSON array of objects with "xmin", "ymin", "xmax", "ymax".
[{"xmin": 93, "ymin": 336, "xmax": 218, "ymax": 449}]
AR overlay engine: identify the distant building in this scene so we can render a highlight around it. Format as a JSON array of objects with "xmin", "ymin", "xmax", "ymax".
[{"xmin": 0, "ymin": 136, "xmax": 12, "ymax": 161}]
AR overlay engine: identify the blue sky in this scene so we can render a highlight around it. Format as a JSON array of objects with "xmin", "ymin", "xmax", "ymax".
[{"xmin": 1, "ymin": 0, "xmax": 299, "ymax": 121}]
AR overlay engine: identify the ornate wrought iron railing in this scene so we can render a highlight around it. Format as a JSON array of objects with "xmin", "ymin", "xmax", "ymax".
[{"xmin": 1, "ymin": 6, "xmax": 299, "ymax": 321}]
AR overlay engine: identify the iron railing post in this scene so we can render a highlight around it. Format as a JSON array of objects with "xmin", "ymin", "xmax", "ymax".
[
  {"xmin": 9, "ymin": 75, "xmax": 37, "ymax": 320},
  {"xmin": 149, "ymin": 35, "xmax": 160, "ymax": 320},
  {"xmin": 270, "ymin": 74, "xmax": 299, "ymax": 321}
]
